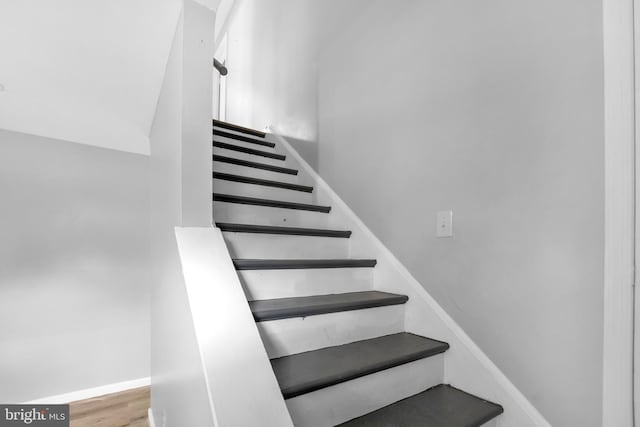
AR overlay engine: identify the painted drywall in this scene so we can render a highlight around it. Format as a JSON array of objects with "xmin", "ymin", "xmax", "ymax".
[
  {"xmin": 0, "ymin": 129, "xmax": 150, "ymax": 402},
  {"xmin": 0, "ymin": 0, "xmax": 183, "ymax": 154},
  {"xmin": 221, "ymin": 0, "xmax": 378, "ymax": 169},
  {"xmin": 182, "ymin": 1, "xmax": 215, "ymax": 227},
  {"xmin": 316, "ymin": 2, "xmax": 604, "ymax": 426},
  {"xmin": 149, "ymin": 4, "xmax": 217, "ymax": 426},
  {"xmin": 222, "ymin": 0, "xmax": 322, "ymax": 170},
  {"xmin": 214, "ymin": 0, "xmax": 237, "ymax": 45},
  {"xmin": 222, "ymin": 0, "xmax": 604, "ymax": 425}
]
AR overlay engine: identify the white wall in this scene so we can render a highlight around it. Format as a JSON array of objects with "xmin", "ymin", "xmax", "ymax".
[
  {"xmin": 214, "ymin": 0, "xmax": 236, "ymax": 44},
  {"xmin": 223, "ymin": 1, "xmax": 605, "ymax": 426},
  {"xmin": 316, "ymin": 2, "xmax": 604, "ymax": 426},
  {"xmin": 0, "ymin": 0, "xmax": 215, "ymax": 410},
  {"xmin": 149, "ymin": 3, "xmax": 217, "ymax": 426},
  {"xmin": 0, "ymin": 0, "xmax": 184, "ymax": 155},
  {"xmin": 0, "ymin": 129, "xmax": 150, "ymax": 402},
  {"xmin": 223, "ymin": 0, "xmax": 322, "ymax": 169},
  {"xmin": 182, "ymin": 1, "xmax": 215, "ymax": 226}
]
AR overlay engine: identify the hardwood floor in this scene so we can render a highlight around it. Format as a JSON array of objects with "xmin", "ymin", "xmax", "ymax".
[{"xmin": 69, "ymin": 386, "xmax": 150, "ymax": 427}]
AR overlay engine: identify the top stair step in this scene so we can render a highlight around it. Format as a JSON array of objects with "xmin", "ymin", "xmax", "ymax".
[
  {"xmin": 337, "ymin": 384, "xmax": 504, "ymax": 427},
  {"xmin": 213, "ymin": 129, "xmax": 276, "ymax": 148},
  {"xmin": 213, "ymin": 119, "xmax": 266, "ymax": 138},
  {"xmin": 271, "ymin": 332, "xmax": 450, "ymax": 399}
]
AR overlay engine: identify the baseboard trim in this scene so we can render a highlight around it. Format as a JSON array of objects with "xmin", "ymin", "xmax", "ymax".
[
  {"xmin": 268, "ymin": 126, "xmax": 551, "ymax": 427},
  {"xmin": 24, "ymin": 377, "xmax": 150, "ymax": 404}
]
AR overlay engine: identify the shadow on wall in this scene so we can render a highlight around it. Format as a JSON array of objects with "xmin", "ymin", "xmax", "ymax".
[{"xmin": 279, "ymin": 134, "xmax": 318, "ymax": 172}]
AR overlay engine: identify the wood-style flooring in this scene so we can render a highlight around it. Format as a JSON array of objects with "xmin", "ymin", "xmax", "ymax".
[{"xmin": 69, "ymin": 386, "xmax": 149, "ymax": 427}]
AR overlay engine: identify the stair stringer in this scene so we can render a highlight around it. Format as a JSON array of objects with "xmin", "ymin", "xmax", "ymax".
[{"xmin": 268, "ymin": 126, "xmax": 551, "ymax": 427}]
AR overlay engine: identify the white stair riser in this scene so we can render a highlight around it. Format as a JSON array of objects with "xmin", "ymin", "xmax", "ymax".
[
  {"xmin": 213, "ymin": 202, "xmax": 331, "ymax": 228},
  {"xmin": 213, "ymin": 146, "xmax": 290, "ymax": 167},
  {"xmin": 213, "ymin": 161, "xmax": 312, "ymax": 186},
  {"xmin": 286, "ymin": 355, "xmax": 445, "ymax": 427},
  {"xmin": 257, "ymin": 305, "xmax": 405, "ymax": 358},
  {"xmin": 213, "ymin": 179, "xmax": 314, "ymax": 204},
  {"xmin": 223, "ymin": 233, "xmax": 349, "ymax": 259},
  {"xmin": 237, "ymin": 268, "xmax": 374, "ymax": 300}
]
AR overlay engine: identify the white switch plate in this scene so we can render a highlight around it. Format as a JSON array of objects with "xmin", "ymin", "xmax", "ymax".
[{"xmin": 436, "ymin": 210, "xmax": 453, "ymax": 238}]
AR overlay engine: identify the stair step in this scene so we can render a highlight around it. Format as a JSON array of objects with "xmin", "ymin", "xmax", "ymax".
[
  {"xmin": 213, "ymin": 119, "xmax": 266, "ymax": 138},
  {"xmin": 213, "ymin": 129, "xmax": 275, "ymax": 148},
  {"xmin": 222, "ymin": 232, "xmax": 349, "ymax": 259},
  {"xmin": 271, "ymin": 332, "xmax": 449, "ymax": 399},
  {"xmin": 213, "ymin": 172, "xmax": 313, "ymax": 193},
  {"xmin": 213, "ymin": 140, "xmax": 286, "ymax": 160},
  {"xmin": 338, "ymin": 384, "xmax": 504, "ymax": 427},
  {"xmin": 213, "ymin": 193, "xmax": 331, "ymax": 213},
  {"xmin": 238, "ymin": 268, "xmax": 373, "ymax": 300},
  {"xmin": 213, "ymin": 155, "xmax": 298, "ymax": 175},
  {"xmin": 232, "ymin": 259, "xmax": 377, "ymax": 270},
  {"xmin": 213, "ymin": 202, "xmax": 331, "ymax": 229},
  {"xmin": 258, "ymin": 305, "xmax": 404, "ymax": 359},
  {"xmin": 217, "ymin": 223, "xmax": 351, "ymax": 238},
  {"xmin": 214, "ymin": 161, "xmax": 309, "ymax": 186},
  {"xmin": 214, "ymin": 177, "xmax": 312, "ymax": 204},
  {"xmin": 250, "ymin": 291, "xmax": 408, "ymax": 322},
  {"xmin": 286, "ymin": 357, "xmax": 445, "ymax": 427}
]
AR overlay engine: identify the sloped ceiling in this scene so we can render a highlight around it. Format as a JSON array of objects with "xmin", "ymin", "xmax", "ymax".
[{"xmin": 0, "ymin": 0, "xmax": 216, "ymax": 154}]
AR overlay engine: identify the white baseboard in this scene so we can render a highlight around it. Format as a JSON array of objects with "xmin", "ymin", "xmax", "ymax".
[
  {"xmin": 148, "ymin": 408, "xmax": 156, "ymax": 427},
  {"xmin": 268, "ymin": 126, "xmax": 550, "ymax": 427},
  {"xmin": 25, "ymin": 377, "xmax": 150, "ymax": 404}
]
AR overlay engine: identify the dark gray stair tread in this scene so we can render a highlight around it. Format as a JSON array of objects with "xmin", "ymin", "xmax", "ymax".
[
  {"xmin": 271, "ymin": 333, "xmax": 449, "ymax": 399},
  {"xmin": 250, "ymin": 291, "xmax": 408, "ymax": 322},
  {"xmin": 213, "ymin": 140, "xmax": 286, "ymax": 160},
  {"xmin": 213, "ymin": 155, "xmax": 298, "ymax": 175},
  {"xmin": 216, "ymin": 223, "xmax": 351, "ymax": 238},
  {"xmin": 213, "ymin": 171, "xmax": 313, "ymax": 192},
  {"xmin": 213, "ymin": 119, "xmax": 266, "ymax": 137},
  {"xmin": 233, "ymin": 259, "xmax": 376, "ymax": 270},
  {"xmin": 338, "ymin": 384, "xmax": 504, "ymax": 427},
  {"xmin": 213, "ymin": 129, "xmax": 275, "ymax": 148},
  {"xmin": 213, "ymin": 193, "xmax": 331, "ymax": 213}
]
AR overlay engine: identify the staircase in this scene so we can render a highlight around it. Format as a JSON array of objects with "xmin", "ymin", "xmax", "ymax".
[{"xmin": 212, "ymin": 119, "xmax": 504, "ymax": 427}]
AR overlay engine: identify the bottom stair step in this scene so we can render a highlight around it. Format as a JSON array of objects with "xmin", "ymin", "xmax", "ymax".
[
  {"xmin": 271, "ymin": 332, "xmax": 449, "ymax": 399},
  {"xmin": 338, "ymin": 384, "xmax": 504, "ymax": 427}
]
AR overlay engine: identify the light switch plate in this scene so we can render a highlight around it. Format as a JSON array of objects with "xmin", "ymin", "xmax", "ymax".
[{"xmin": 436, "ymin": 210, "xmax": 453, "ymax": 237}]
